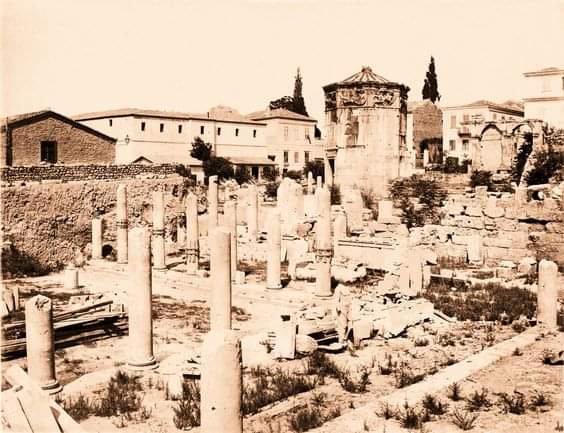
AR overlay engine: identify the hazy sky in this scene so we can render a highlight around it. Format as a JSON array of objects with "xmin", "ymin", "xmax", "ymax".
[{"xmin": 2, "ymin": 0, "xmax": 563, "ymax": 126}]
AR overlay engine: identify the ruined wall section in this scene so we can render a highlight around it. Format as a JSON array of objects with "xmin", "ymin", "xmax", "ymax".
[
  {"xmin": 1, "ymin": 177, "xmax": 191, "ymax": 277},
  {"xmin": 414, "ymin": 193, "xmax": 564, "ymax": 267}
]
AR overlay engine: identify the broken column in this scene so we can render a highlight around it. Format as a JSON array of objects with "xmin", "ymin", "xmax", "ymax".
[
  {"xmin": 333, "ymin": 213, "xmax": 347, "ymax": 253},
  {"xmin": 307, "ymin": 171, "xmax": 314, "ymax": 195},
  {"xmin": 538, "ymin": 259, "xmax": 557, "ymax": 328},
  {"xmin": 467, "ymin": 235, "xmax": 482, "ymax": 265},
  {"xmin": 423, "ymin": 149, "xmax": 429, "ymax": 167},
  {"xmin": 210, "ymin": 228, "xmax": 232, "ymax": 330},
  {"xmin": 315, "ymin": 186, "xmax": 332, "ymax": 297},
  {"xmin": 208, "ymin": 175, "xmax": 219, "ymax": 234},
  {"xmin": 201, "ymin": 329, "xmax": 242, "ymax": 433},
  {"xmin": 25, "ymin": 295, "xmax": 61, "ymax": 393},
  {"xmin": 91, "ymin": 217, "xmax": 103, "ymax": 260},
  {"xmin": 127, "ymin": 227, "xmax": 157, "ymax": 370},
  {"xmin": 266, "ymin": 209, "xmax": 282, "ymax": 290},
  {"xmin": 408, "ymin": 250, "xmax": 423, "ymax": 296},
  {"xmin": 324, "ymin": 158, "xmax": 333, "ymax": 187},
  {"xmin": 64, "ymin": 264, "xmax": 79, "ymax": 290},
  {"xmin": 247, "ymin": 184, "xmax": 258, "ymax": 242},
  {"xmin": 316, "ymin": 175, "xmax": 322, "ymax": 191},
  {"xmin": 223, "ymin": 200, "xmax": 238, "ymax": 279},
  {"xmin": 185, "ymin": 193, "xmax": 199, "ymax": 274},
  {"xmin": 152, "ymin": 188, "xmax": 166, "ymax": 271},
  {"xmin": 116, "ymin": 184, "xmax": 128, "ymax": 264}
]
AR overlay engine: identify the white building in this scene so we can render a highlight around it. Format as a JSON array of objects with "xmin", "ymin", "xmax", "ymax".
[
  {"xmin": 246, "ymin": 108, "xmax": 324, "ymax": 174},
  {"xmin": 73, "ymin": 106, "xmax": 274, "ymax": 180},
  {"xmin": 442, "ymin": 100, "xmax": 524, "ymax": 161},
  {"xmin": 523, "ymin": 67, "xmax": 564, "ymax": 129}
]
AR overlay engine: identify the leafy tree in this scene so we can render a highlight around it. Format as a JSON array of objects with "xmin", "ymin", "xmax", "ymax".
[
  {"xmin": 511, "ymin": 132, "xmax": 533, "ymax": 184},
  {"xmin": 262, "ymin": 166, "xmax": 279, "ymax": 182},
  {"xmin": 203, "ymin": 156, "xmax": 234, "ymax": 182},
  {"xmin": 233, "ymin": 165, "xmax": 252, "ymax": 185},
  {"xmin": 524, "ymin": 149, "xmax": 564, "ymax": 185},
  {"xmin": 190, "ymin": 137, "xmax": 212, "ymax": 161},
  {"xmin": 285, "ymin": 170, "xmax": 303, "ymax": 181},
  {"xmin": 269, "ymin": 96, "xmax": 294, "ymax": 111},
  {"xmin": 470, "ymin": 170, "xmax": 493, "ymax": 189},
  {"xmin": 303, "ymin": 160, "xmax": 324, "ymax": 180},
  {"xmin": 422, "ymin": 57, "xmax": 441, "ymax": 103}
]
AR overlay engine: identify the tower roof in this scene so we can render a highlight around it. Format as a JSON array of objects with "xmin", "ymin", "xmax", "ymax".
[{"xmin": 340, "ymin": 66, "xmax": 390, "ymax": 84}]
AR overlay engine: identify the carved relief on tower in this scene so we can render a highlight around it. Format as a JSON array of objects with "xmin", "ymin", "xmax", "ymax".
[
  {"xmin": 335, "ymin": 87, "xmax": 397, "ymax": 108},
  {"xmin": 325, "ymin": 91, "xmax": 337, "ymax": 111},
  {"xmin": 343, "ymin": 109, "xmax": 359, "ymax": 147}
]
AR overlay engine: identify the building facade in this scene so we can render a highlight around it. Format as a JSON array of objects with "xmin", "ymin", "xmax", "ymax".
[
  {"xmin": 406, "ymin": 100, "xmax": 443, "ymax": 168},
  {"xmin": 1, "ymin": 110, "xmax": 116, "ymax": 167},
  {"xmin": 74, "ymin": 106, "xmax": 274, "ymax": 181},
  {"xmin": 246, "ymin": 108, "xmax": 324, "ymax": 174},
  {"xmin": 323, "ymin": 66, "xmax": 410, "ymax": 195},
  {"xmin": 442, "ymin": 100, "xmax": 524, "ymax": 163},
  {"xmin": 523, "ymin": 67, "xmax": 564, "ymax": 129}
]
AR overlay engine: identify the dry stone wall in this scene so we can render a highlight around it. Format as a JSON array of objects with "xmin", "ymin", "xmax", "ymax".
[{"xmin": 1, "ymin": 176, "xmax": 193, "ymax": 277}]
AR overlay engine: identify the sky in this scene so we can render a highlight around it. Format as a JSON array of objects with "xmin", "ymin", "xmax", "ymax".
[{"xmin": 2, "ymin": 0, "xmax": 564, "ymax": 127}]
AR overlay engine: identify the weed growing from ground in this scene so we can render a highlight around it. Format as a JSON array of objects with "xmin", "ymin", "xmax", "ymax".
[
  {"xmin": 306, "ymin": 352, "xmax": 341, "ymax": 379},
  {"xmin": 289, "ymin": 405, "xmax": 341, "ymax": 432},
  {"xmin": 421, "ymin": 394, "xmax": 448, "ymax": 415},
  {"xmin": 466, "ymin": 388, "xmax": 492, "ymax": 412},
  {"xmin": 530, "ymin": 390, "xmax": 551, "ymax": 408},
  {"xmin": 512, "ymin": 347, "xmax": 523, "ymax": 356},
  {"xmin": 394, "ymin": 364, "xmax": 426, "ymax": 388},
  {"xmin": 172, "ymin": 380, "xmax": 201, "ymax": 429},
  {"xmin": 447, "ymin": 382, "xmax": 463, "ymax": 401},
  {"xmin": 451, "ymin": 408, "xmax": 479, "ymax": 430},
  {"xmin": 377, "ymin": 402, "xmax": 397, "ymax": 419},
  {"xmin": 378, "ymin": 353, "xmax": 397, "ymax": 375},
  {"xmin": 498, "ymin": 391, "xmax": 526, "ymax": 415},
  {"xmin": 337, "ymin": 367, "xmax": 370, "ymax": 393},
  {"xmin": 61, "ymin": 394, "xmax": 94, "ymax": 421},
  {"xmin": 396, "ymin": 401, "xmax": 423, "ymax": 429}
]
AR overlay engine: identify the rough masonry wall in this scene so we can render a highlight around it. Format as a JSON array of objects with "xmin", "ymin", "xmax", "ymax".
[
  {"xmin": 10, "ymin": 117, "xmax": 115, "ymax": 165},
  {"xmin": 412, "ymin": 103, "xmax": 442, "ymax": 164},
  {"xmin": 1, "ymin": 177, "xmax": 192, "ymax": 277},
  {"xmin": 1, "ymin": 163, "xmax": 184, "ymax": 183},
  {"xmin": 413, "ymin": 193, "xmax": 564, "ymax": 267}
]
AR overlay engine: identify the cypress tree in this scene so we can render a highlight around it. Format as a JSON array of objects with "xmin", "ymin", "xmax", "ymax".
[
  {"xmin": 422, "ymin": 57, "xmax": 441, "ymax": 103},
  {"xmin": 292, "ymin": 68, "xmax": 309, "ymax": 116}
]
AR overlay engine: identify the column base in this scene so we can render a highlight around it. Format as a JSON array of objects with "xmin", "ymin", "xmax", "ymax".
[
  {"xmin": 315, "ymin": 293, "xmax": 333, "ymax": 299},
  {"xmin": 126, "ymin": 357, "xmax": 158, "ymax": 371},
  {"xmin": 267, "ymin": 284, "xmax": 282, "ymax": 290},
  {"xmin": 41, "ymin": 379, "xmax": 63, "ymax": 394},
  {"xmin": 152, "ymin": 266, "xmax": 167, "ymax": 272}
]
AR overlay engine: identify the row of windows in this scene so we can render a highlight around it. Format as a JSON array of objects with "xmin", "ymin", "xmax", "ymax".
[
  {"xmin": 448, "ymin": 139, "xmax": 469, "ymax": 152},
  {"xmin": 540, "ymin": 76, "xmax": 564, "ymax": 92},
  {"xmin": 109, "ymin": 119, "xmax": 257, "ymax": 137},
  {"xmin": 450, "ymin": 113, "xmax": 517, "ymax": 128},
  {"xmin": 283, "ymin": 126, "xmax": 310, "ymax": 141},
  {"xmin": 283, "ymin": 150, "xmax": 310, "ymax": 164}
]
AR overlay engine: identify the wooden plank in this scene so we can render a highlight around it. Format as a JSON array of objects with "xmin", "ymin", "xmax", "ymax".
[
  {"xmin": 15, "ymin": 386, "xmax": 62, "ymax": 433},
  {"xmin": 1, "ymin": 388, "xmax": 33, "ymax": 433}
]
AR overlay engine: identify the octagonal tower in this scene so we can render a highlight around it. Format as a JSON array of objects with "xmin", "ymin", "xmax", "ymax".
[{"xmin": 323, "ymin": 66, "xmax": 410, "ymax": 196}]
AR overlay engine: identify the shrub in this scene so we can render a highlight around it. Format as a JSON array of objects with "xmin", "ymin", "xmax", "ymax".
[
  {"xmin": 378, "ymin": 354, "xmax": 397, "ymax": 375},
  {"xmin": 360, "ymin": 188, "xmax": 378, "ymax": 216},
  {"xmin": 443, "ymin": 156, "xmax": 461, "ymax": 173},
  {"xmin": 337, "ymin": 367, "xmax": 370, "ymax": 393},
  {"xmin": 470, "ymin": 170, "xmax": 493, "ymax": 189},
  {"xmin": 306, "ymin": 352, "xmax": 341, "ymax": 379},
  {"xmin": 61, "ymin": 394, "xmax": 94, "ymax": 421},
  {"xmin": 466, "ymin": 388, "xmax": 492, "ymax": 412},
  {"xmin": 262, "ymin": 166, "xmax": 279, "ymax": 182},
  {"xmin": 285, "ymin": 170, "xmax": 303, "ymax": 181},
  {"xmin": 289, "ymin": 405, "xmax": 341, "ymax": 432},
  {"xmin": 422, "ymin": 394, "xmax": 448, "ymax": 415},
  {"xmin": 203, "ymin": 156, "xmax": 234, "ymax": 182},
  {"xmin": 530, "ymin": 390, "xmax": 551, "ymax": 408},
  {"xmin": 524, "ymin": 148, "xmax": 564, "ymax": 185},
  {"xmin": 448, "ymin": 382, "xmax": 463, "ymax": 401},
  {"xmin": 452, "ymin": 408, "xmax": 479, "ymax": 430},
  {"xmin": 303, "ymin": 160, "xmax": 324, "ymax": 180},
  {"xmin": 393, "ymin": 364, "xmax": 426, "ymax": 388},
  {"xmin": 330, "ymin": 184, "xmax": 341, "ymax": 205},
  {"xmin": 511, "ymin": 132, "xmax": 533, "ymax": 184},
  {"xmin": 377, "ymin": 402, "xmax": 397, "ymax": 419},
  {"xmin": 172, "ymin": 380, "xmax": 201, "ymax": 429},
  {"xmin": 233, "ymin": 166, "xmax": 252, "ymax": 185},
  {"xmin": 396, "ymin": 402, "xmax": 423, "ymax": 429},
  {"xmin": 190, "ymin": 136, "xmax": 212, "ymax": 161},
  {"xmin": 414, "ymin": 336, "xmax": 430, "ymax": 347},
  {"xmin": 389, "ymin": 175, "xmax": 447, "ymax": 228},
  {"xmin": 512, "ymin": 347, "xmax": 523, "ymax": 356},
  {"xmin": 498, "ymin": 391, "xmax": 526, "ymax": 415},
  {"xmin": 265, "ymin": 181, "xmax": 280, "ymax": 199}
]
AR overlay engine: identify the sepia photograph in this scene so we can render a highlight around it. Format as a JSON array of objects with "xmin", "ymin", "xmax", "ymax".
[{"xmin": 1, "ymin": 0, "xmax": 563, "ymax": 432}]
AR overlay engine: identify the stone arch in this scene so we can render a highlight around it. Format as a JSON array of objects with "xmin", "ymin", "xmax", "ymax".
[{"xmin": 479, "ymin": 124, "xmax": 503, "ymax": 171}]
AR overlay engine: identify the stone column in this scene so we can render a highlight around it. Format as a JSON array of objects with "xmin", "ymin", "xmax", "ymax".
[
  {"xmin": 423, "ymin": 149, "xmax": 429, "ymax": 167},
  {"xmin": 316, "ymin": 176, "xmax": 323, "ymax": 191},
  {"xmin": 475, "ymin": 185, "xmax": 488, "ymax": 204},
  {"xmin": 515, "ymin": 187, "xmax": 528, "ymax": 205},
  {"xmin": 25, "ymin": 295, "xmax": 61, "ymax": 393},
  {"xmin": 64, "ymin": 264, "xmax": 79, "ymax": 290},
  {"xmin": 467, "ymin": 235, "xmax": 482, "ymax": 265},
  {"xmin": 210, "ymin": 228, "xmax": 232, "ymax": 330},
  {"xmin": 247, "ymin": 184, "xmax": 258, "ymax": 242},
  {"xmin": 538, "ymin": 259, "xmax": 557, "ymax": 328},
  {"xmin": 127, "ymin": 227, "xmax": 157, "ymax": 370},
  {"xmin": 315, "ymin": 187, "xmax": 332, "ymax": 297},
  {"xmin": 324, "ymin": 158, "xmax": 333, "ymax": 187},
  {"xmin": 185, "ymin": 193, "xmax": 199, "ymax": 274},
  {"xmin": 152, "ymin": 188, "xmax": 166, "ymax": 270},
  {"xmin": 307, "ymin": 172, "xmax": 314, "ymax": 195},
  {"xmin": 223, "ymin": 200, "xmax": 238, "ymax": 279},
  {"xmin": 208, "ymin": 175, "xmax": 219, "ymax": 234},
  {"xmin": 116, "ymin": 184, "xmax": 128, "ymax": 264},
  {"xmin": 408, "ymin": 250, "xmax": 423, "ymax": 297},
  {"xmin": 266, "ymin": 209, "xmax": 282, "ymax": 290},
  {"xmin": 277, "ymin": 178, "xmax": 290, "ymax": 230},
  {"xmin": 333, "ymin": 213, "xmax": 347, "ymax": 254},
  {"xmin": 91, "ymin": 217, "xmax": 103, "ymax": 260},
  {"xmin": 201, "ymin": 330, "xmax": 242, "ymax": 433}
]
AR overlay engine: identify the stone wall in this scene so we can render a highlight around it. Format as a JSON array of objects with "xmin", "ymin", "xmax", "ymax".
[
  {"xmin": 411, "ymin": 101, "xmax": 442, "ymax": 167},
  {"xmin": 1, "ymin": 177, "xmax": 193, "ymax": 277},
  {"xmin": 1, "ymin": 163, "xmax": 187, "ymax": 183},
  {"xmin": 413, "ymin": 192, "xmax": 564, "ymax": 267},
  {"xmin": 8, "ymin": 115, "xmax": 115, "ymax": 165}
]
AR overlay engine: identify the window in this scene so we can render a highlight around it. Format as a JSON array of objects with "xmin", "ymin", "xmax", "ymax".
[
  {"xmin": 283, "ymin": 151, "xmax": 289, "ymax": 164},
  {"xmin": 562, "ymin": 76, "xmax": 564, "ymax": 90},
  {"xmin": 305, "ymin": 128, "xmax": 308, "ymax": 139},
  {"xmin": 109, "ymin": 119, "xmax": 113, "ymax": 127},
  {"xmin": 463, "ymin": 114, "xmax": 469, "ymax": 123},
  {"xmin": 159, "ymin": 123, "xmax": 164, "ymax": 133},
  {"xmin": 253, "ymin": 129, "xmax": 257, "ymax": 138},
  {"xmin": 294, "ymin": 151, "xmax": 299, "ymax": 163},
  {"xmin": 304, "ymin": 151, "xmax": 310, "ymax": 164},
  {"xmin": 178, "ymin": 125, "xmax": 182, "ymax": 134},
  {"xmin": 493, "ymin": 113, "xmax": 497, "ymax": 120},
  {"xmin": 200, "ymin": 125, "xmax": 205, "ymax": 134},
  {"xmin": 235, "ymin": 128, "xmax": 239, "ymax": 137},
  {"xmin": 462, "ymin": 140, "xmax": 469, "ymax": 151},
  {"xmin": 449, "ymin": 139, "xmax": 456, "ymax": 151},
  {"xmin": 141, "ymin": 122, "xmax": 146, "ymax": 131},
  {"xmin": 450, "ymin": 115, "xmax": 456, "ymax": 129},
  {"xmin": 40, "ymin": 141, "xmax": 57, "ymax": 163},
  {"xmin": 284, "ymin": 126, "xmax": 289, "ymax": 140},
  {"xmin": 217, "ymin": 127, "xmax": 221, "ymax": 136}
]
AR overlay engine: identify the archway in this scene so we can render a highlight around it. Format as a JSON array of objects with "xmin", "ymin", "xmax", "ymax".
[{"xmin": 480, "ymin": 126, "xmax": 503, "ymax": 171}]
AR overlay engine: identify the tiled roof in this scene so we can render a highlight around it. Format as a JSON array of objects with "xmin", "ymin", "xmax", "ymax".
[
  {"xmin": 246, "ymin": 108, "xmax": 316, "ymax": 123},
  {"xmin": 228, "ymin": 156, "xmax": 276, "ymax": 165},
  {"xmin": 445, "ymin": 100, "xmax": 524, "ymax": 114},
  {"xmin": 341, "ymin": 66, "xmax": 390, "ymax": 84},
  {"xmin": 73, "ymin": 107, "xmax": 265, "ymax": 125}
]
